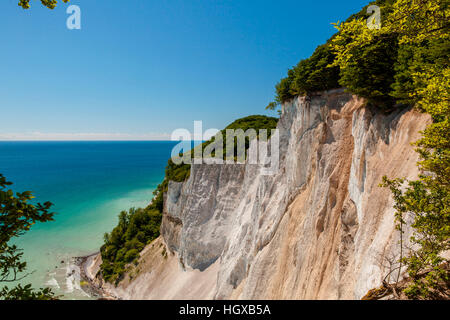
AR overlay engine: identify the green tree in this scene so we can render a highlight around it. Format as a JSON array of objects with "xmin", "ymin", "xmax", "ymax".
[
  {"xmin": 18, "ymin": 0, "xmax": 70, "ymax": 9},
  {"xmin": 356, "ymin": 0, "xmax": 450, "ymax": 299},
  {"xmin": 266, "ymin": 43, "xmax": 340, "ymax": 111},
  {"xmin": 292, "ymin": 44, "xmax": 340, "ymax": 96},
  {"xmin": 0, "ymin": 174, "xmax": 56, "ymax": 300}
]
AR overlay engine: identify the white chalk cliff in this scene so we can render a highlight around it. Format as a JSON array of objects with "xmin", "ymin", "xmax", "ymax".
[{"xmin": 87, "ymin": 89, "xmax": 429, "ymax": 300}]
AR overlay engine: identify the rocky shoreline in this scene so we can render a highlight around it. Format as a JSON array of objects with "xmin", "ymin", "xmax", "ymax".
[{"xmin": 74, "ymin": 253, "xmax": 116, "ymax": 300}]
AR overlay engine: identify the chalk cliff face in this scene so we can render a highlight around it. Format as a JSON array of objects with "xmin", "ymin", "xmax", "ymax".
[{"xmin": 90, "ymin": 89, "xmax": 429, "ymax": 300}]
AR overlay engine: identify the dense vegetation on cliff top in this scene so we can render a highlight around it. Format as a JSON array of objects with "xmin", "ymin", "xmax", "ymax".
[
  {"xmin": 335, "ymin": 0, "xmax": 449, "ymax": 299},
  {"xmin": 267, "ymin": 0, "xmax": 449, "ymax": 111},
  {"xmin": 99, "ymin": 115, "xmax": 278, "ymax": 284},
  {"xmin": 267, "ymin": 0, "xmax": 400, "ymax": 109}
]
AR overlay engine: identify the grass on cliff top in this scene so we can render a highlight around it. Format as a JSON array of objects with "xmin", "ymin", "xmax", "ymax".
[{"xmin": 99, "ymin": 115, "xmax": 278, "ymax": 284}]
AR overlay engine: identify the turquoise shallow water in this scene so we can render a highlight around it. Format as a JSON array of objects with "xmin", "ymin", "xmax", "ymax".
[{"xmin": 0, "ymin": 141, "xmax": 179, "ymax": 299}]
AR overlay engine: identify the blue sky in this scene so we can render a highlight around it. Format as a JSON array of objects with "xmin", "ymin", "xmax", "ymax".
[{"xmin": 0, "ymin": 0, "xmax": 369, "ymax": 140}]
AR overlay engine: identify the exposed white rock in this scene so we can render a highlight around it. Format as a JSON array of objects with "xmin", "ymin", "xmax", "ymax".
[{"xmin": 87, "ymin": 89, "xmax": 429, "ymax": 299}]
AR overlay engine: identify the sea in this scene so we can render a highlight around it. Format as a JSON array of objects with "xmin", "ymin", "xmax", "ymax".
[{"xmin": 0, "ymin": 141, "xmax": 181, "ymax": 299}]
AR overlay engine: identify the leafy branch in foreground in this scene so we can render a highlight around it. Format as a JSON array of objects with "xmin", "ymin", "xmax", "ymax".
[
  {"xmin": 18, "ymin": 0, "xmax": 70, "ymax": 10},
  {"xmin": 0, "ymin": 284, "xmax": 55, "ymax": 300},
  {"xmin": 0, "ymin": 174, "xmax": 56, "ymax": 300}
]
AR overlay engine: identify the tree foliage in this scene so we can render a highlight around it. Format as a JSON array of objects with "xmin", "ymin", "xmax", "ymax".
[
  {"xmin": 0, "ymin": 174, "xmax": 56, "ymax": 300},
  {"xmin": 336, "ymin": 32, "xmax": 399, "ymax": 108},
  {"xmin": 266, "ymin": 44, "xmax": 340, "ymax": 110},
  {"xmin": 18, "ymin": 0, "xmax": 70, "ymax": 9},
  {"xmin": 330, "ymin": 0, "xmax": 449, "ymax": 104},
  {"xmin": 100, "ymin": 207, "xmax": 162, "ymax": 284}
]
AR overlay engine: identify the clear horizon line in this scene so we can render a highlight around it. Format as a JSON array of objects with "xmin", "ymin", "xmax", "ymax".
[
  {"xmin": 0, "ymin": 139, "xmax": 180, "ymax": 142},
  {"xmin": 0, "ymin": 139, "xmax": 205, "ymax": 142}
]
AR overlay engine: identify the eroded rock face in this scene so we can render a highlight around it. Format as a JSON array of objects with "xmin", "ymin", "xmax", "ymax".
[
  {"xmin": 162, "ymin": 164, "xmax": 246, "ymax": 271},
  {"xmin": 112, "ymin": 89, "xmax": 429, "ymax": 299}
]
